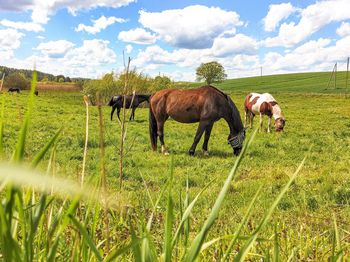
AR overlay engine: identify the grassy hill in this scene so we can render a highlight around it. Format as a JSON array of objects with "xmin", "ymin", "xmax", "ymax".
[{"xmin": 177, "ymin": 71, "xmax": 350, "ymax": 94}]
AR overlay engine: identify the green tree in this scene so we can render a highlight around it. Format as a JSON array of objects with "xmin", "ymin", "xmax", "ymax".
[
  {"xmin": 4, "ymin": 72, "xmax": 30, "ymax": 90},
  {"xmin": 153, "ymin": 75, "xmax": 172, "ymax": 90},
  {"xmin": 196, "ymin": 61, "xmax": 227, "ymax": 85}
]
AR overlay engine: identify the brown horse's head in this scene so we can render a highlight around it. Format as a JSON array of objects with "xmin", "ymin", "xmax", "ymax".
[
  {"xmin": 228, "ymin": 129, "xmax": 246, "ymax": 156},
  {"xmin": 275, "ymin": 117, "xmax": 286, "ymax": 132}
]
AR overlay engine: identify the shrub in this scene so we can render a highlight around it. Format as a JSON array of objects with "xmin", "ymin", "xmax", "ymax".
[{"xmin": 4, "ymin": 72, "xmax": 30, "ymax": 90}]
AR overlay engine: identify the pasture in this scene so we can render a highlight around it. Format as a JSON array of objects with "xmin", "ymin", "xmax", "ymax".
[{"xmin": 1, "ymin": 74, "xmax": 350, "ymax": 260}]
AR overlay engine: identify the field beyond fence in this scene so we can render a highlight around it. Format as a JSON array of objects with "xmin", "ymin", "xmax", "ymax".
[{"xmin": 36, "ymin": 82, "xmax": 82, "ymax": 92}]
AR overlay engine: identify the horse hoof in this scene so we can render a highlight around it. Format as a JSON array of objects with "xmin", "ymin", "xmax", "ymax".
[
  {"xmin": 188, "ymin": 150, "xmax": 195, "ymax": 156},
  {"xmin": 203, "ymin": 150, "xmax": 209, "ymax": 156}
]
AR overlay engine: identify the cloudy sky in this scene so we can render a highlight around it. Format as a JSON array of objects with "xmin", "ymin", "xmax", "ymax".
[{"xmin": 0, "ymin": 0, "xmax": 350, "ymax": 81}]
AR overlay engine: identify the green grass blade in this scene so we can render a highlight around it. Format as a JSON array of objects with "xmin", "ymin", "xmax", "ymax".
[
  {"xmin": 273, "ymin": 224, "xmax": 279, "ymax": 262},
  {"xmin": 31, "ymin": 127, "xmax": 63, "ymax": 168},
  {"xmin": 12, "ymin": 70, "xmax": 37, "ymax": 162},
  {"xmin": 184, "ymin": 128, "xmax": 257, "ymax": 262},
  {"xmin": 104, "ymin": 238, "xmax": 142, "ymax": 262},
  {"xmin": 222, "ymin": 185, "xmax": 262, "ymax": 261},
  {"xmin": 47, "ymin": 237, "xmax": 60, "ymax": 262},
  {"xmin": 0, "ymin": 93, "xmax": 5, "ymax": 156},
  {"xmin": 171, "ymin": 178, "xmax": 215, "ymax": 249},
  {"xmin": 68, "ymin": 214, "xmax": 103, "ymax": 261},
  {"xmin": 164, "ymin": 158, "xmax": 174, "ymax": 262},
  {"xmin": 234, "ymin": 156, "xmax": 306, "ymax": 262}
]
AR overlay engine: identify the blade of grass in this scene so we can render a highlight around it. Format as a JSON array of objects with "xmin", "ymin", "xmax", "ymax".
[
  {"xmin": 164, "ymin": 157, "xmax": 174, "ymax": 262},
  {"xmin": 234, "ymin": 156, "xmax": 306, "ymax": 261},
  {"xmin": 12, "ymin": 70, "xmax": 37, "ymax": 162},
  {"xmin": 0, "ymin": 93, "xmax": 5, "ymax": 156},
  {"xmin": 184, "ymin": 128, "xmax": 258, "ymax": 262},
  {"xmin": 222, "ymin": 185, "xmax": 262, "ymax": 261},
  {"xmin": 31, "ymin": 127, "xmax": 63, "ymax": 168},
  {"xmin": 68, "ymin": 214, "xmax": 103, "ymax": 261},
  {"xmin": 171, "ymin": 178, "xmax": 216, "ymax": 249}
]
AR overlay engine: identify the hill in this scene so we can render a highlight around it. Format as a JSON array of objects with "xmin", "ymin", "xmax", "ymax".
[
  {"xmin": 218, "ymin": 71, "xmax": 349, "ymax": 94},
  {"xmin": 176, "ymin": 71, "xmax": 350, "ymax": 94}
]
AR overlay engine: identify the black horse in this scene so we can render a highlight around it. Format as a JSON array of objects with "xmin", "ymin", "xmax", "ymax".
[
  {"xmin": 8, "ymin": 87, "xmax": 20, "ymax": 93},
  {"xmin": 108, "ymin": 94, "xmax": 150, "ymax": 121},
  {"xmin": 35, "ymin": 90, "xmax": 39, "ymax": 96}
]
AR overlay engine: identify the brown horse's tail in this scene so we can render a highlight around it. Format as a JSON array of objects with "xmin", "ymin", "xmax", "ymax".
[{"xmin": 149, "ymin": 105, "xmax": 158, "ymax": 151}]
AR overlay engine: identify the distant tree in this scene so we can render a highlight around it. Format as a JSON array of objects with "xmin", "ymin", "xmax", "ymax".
[
  {"xmin": 41, "ymin": 76, "xmax": 49, "ymax": 82},
  {"xmin": 4, "ymin": 72, "xmax": 30, "ymax": 90},
  {"xmin": 65, "ymin": 76, "xmax": 71, "ymax": 82},
  {"xmin": 196, "ymin": 61, "xmax": 227, "ymax": 85},
  {"xmin": 56, "ymin": 75, "xmax": 65, "ymax": 82},
  {"xmin": 153, "ymin": 75, "xmax": 172, "ymax": 90},
  {"xmin": 58, "ymin": 77, "xmax": 64, "ymax": 83}
]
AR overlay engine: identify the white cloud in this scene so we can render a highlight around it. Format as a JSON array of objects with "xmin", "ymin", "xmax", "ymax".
[
  {"xmin": 0, "ymin": 28, "xmax": 24, "ymax": 52},
  {"xmin": 264, "ymin": 0, "xmax": 350, "ymax": 47},
  {"xmin": 337, "ymin": 21, "xmax": 350, "ymax": 37},
  {"xmin": 0, "ymin": 19, "xmax": 44, "ymax": 32},
  {"xmin": 139, "ymin": 5, "xmax": 243, "ymax": 49},
  {"xmin": 125, "ymin": 44, "xmax": 133, "ymax": 54},
  {"xmin": 36, "ymin": 40, "xmax": 75, "ymax": 58},
  {"xmin": 0, "ymin": 0, "xmax": 136, "ymax": 25},
  {"xmin": 75, "ymin": 15, "xmax": 126, "ymax": 34},
  {"xmin": 263, "ymin": 3, "xmax": 296, "ymax": 32},
  {"xmin": 212, "ymin": 34, "xmax": 258, "ymax": 57},
  {"xmin": 118, "ymin": 28, "xmax": 157, "ymax": 45}
]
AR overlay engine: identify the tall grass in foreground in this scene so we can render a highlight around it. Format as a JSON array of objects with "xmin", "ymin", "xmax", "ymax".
[{"xmin": 0, "ymin": 71, "xmax": 345, "ymax": 261}]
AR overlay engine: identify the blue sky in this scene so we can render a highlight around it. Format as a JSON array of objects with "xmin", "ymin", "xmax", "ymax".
[{"xmin": 0, "ymin": 0, "xmax": 349, "ymax": 80}]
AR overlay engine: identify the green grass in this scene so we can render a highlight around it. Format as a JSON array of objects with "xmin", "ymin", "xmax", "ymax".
[{"xmin": 1, "ymin": 71, "xmax": 350, "ymax": 260}]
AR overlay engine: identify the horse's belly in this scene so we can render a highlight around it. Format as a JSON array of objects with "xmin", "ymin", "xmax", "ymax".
[{"xmin": 168, "ymin": 110, "xmax": 200, "ymax": 123}]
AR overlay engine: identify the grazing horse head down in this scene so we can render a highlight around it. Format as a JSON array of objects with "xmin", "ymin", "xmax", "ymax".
[
  {"xmin": 8, "ymin": 87, "xmax": 21, "ymax": 93},
  {"xmin": 244, "ymin": 92, "xmax": 285, "ymax": 132},
  {"xmin": 149, "ymin": 85, "xmax": 245, "ymax": 156},
  {"xmin": 108, "ymin": 94, "xmax": 150, "ymax": 121}
]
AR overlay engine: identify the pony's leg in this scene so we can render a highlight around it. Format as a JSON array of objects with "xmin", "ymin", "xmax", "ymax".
[
  {"xmin": 129, "ymin": 108, "xmax": 136, "ymax": 121},
  {"xmin": 259, "ymin": 113, "xmax": 263, "ymax": 132},
  {"xmin": 157, "ymin": 122, "xmax": 169, "ymax": 155},
  {"xmin": 202, "ymin": 123, "xmax": 214, "ymax": 156},
  {"xmin": 244, "ymin": 111, "xmax": 247, "ymax": 128},
  {"xmin": 189, "ymin": 121, "xmax": 208, "ymax": 156},
  {"xmin": 117, "ymin": 108, "xmax": 121, "ymax": 121},
  {"xmin": 249, "ymin": 114, "xmax": 253, "ymax": 129},
  {"xmin": 267, "ymin": 116, "xmax": 271, "ymax": 133}
]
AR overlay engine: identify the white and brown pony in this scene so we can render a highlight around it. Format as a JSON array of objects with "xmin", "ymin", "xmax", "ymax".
[{"xmin": 244, "ymin": 93, "xmax": 285, "ymax": 132}]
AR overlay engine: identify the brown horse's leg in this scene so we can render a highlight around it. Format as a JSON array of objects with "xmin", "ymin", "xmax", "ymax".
[
  {"xmin": 189, "ymin": 121, "xmax": 208, "ymax": 156},
  {"xmin": 157, "ymin": 121, "xmax": 169, "ymax": 155},
  {"xmin": 202, "ymin": 123, "xmax": 214, "ymax": 156}
]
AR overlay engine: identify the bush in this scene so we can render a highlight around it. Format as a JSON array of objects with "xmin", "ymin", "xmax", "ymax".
[{"xmin": 4, "ymin": 72, "xmax": 30, "ymax": 90}]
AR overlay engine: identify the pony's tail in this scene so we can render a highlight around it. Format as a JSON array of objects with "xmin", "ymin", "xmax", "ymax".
[{"xmin": 149, "ymin": 105, "xmax": 158, "ymax": 151}]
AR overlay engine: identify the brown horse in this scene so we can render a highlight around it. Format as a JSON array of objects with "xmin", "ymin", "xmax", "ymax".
[{"xmin": 149, "ymin": 85, "xmax": 245, "ymax": 156}]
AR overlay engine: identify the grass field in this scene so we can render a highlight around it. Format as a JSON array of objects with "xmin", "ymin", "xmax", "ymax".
[{"xmin": 1, "ymin": 72, "xmax": 350, "ymax": 260}]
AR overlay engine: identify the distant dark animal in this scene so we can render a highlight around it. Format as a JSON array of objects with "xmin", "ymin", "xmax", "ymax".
[
  {"xmin": 108, "ymin": 94, "xmax": 150, "ymax": 121},
  {"xmin": 35, "ymin": 90, "xmax": 39, "ymax": 96},
  {"xmin": 149, "ymin": 85, "xmax": 245, "ymax": 156},
  {"xmin": 8, "ymin": 87, "xmax": 20, "ymax": 93},
  {"xmin": 244, "ymin": 92, "xmax": 286, "ymax": 132}
]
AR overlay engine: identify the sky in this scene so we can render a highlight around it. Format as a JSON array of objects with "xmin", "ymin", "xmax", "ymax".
[{"xmin": 0, "ymin": 0, "xmax": 350, "ymax": 81}]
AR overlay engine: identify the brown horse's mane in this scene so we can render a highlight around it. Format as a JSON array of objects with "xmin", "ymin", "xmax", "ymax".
[{"xmin": 207, "ymin": 85, "xmax": 229, "ymax": 100}]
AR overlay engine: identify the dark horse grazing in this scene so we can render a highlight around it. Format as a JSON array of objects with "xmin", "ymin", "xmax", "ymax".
[
  {"xmin": 35, "ymin": 90, "xmax": 39, "ymax": 96},
  {"xmin": 8, "ymin": 87, "xmax": 20, "ymax": 93},
  {"xmin": 108, "ymin": 94, "xmax": 150, "ymax": 121},
  {"xmin": 149, "ymin": 85, "xmax": 246, "ymax": 156}
]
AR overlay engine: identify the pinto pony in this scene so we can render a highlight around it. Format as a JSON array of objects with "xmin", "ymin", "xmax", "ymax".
[
  {"xmin": 244, "ymin": 93, "xmax": 285, "ymax": 132},
  {"xmin": 149, "ymin": 85, "xmax": 245, "ymax": 156},
  {"xmin": 108, "ymin": 94, "xmax": 150, "ymax": 121}
]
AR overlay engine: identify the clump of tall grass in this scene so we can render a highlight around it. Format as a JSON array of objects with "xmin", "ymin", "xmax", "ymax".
[{"xmin": 0, "ymin": 71, "xmax": 345, "ymax": 261}]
